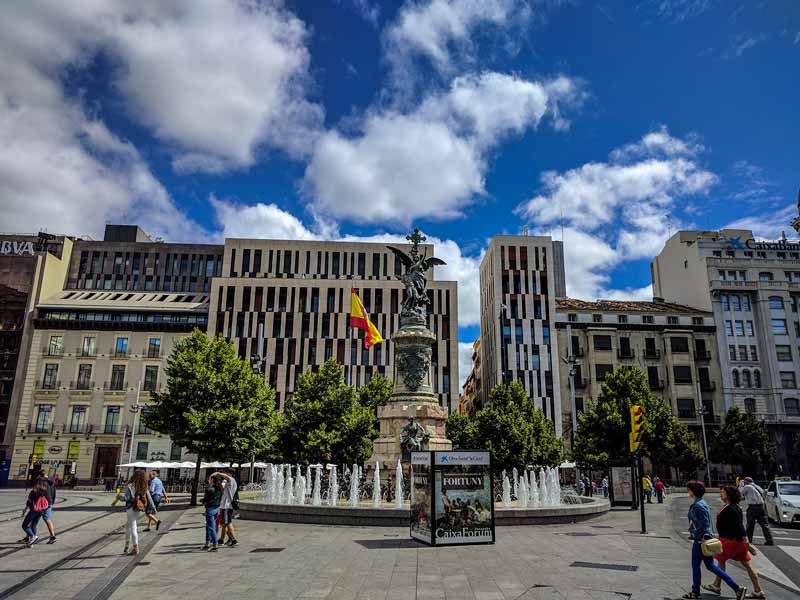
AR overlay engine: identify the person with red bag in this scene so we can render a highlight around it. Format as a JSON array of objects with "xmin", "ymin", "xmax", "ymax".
[{"xmin": 20, "ymin": 478, "xmax": 50, "ymax": 547}]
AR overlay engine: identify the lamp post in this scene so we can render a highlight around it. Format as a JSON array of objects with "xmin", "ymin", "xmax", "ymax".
[
  {"xmin": 127, "ymin": 380, "xmax": 142, "ymax": 465},
  {"xmin": 695, "ymin": 380, "xmax": 712, "ymax": 485}
]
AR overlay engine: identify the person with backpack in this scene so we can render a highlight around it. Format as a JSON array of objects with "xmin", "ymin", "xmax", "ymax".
[
  {"xmin": 117, "ymin": 470, "xmax": 155, "ymax": 555},
  {"xmin": 41, "ymin": 473, "xmax": 57, "ymax": 543},
  {"xmin": 202, "ymin": 475, "xmax": 224, "ymax": 551},
  {"xmin": 20, "ymin": 477, "xmax": 50, "ymax": 547},
  {"xmin": 210, "ymin": 470, "xmax": 239, "ymax": 547}
]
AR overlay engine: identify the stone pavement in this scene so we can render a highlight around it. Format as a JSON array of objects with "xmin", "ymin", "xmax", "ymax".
[{"xmin": 1, "ymin": 490, "xmax": 798, "ymax": 600}]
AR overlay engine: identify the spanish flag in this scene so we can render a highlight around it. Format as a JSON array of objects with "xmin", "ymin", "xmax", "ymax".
[{"xmin": 350, "ymin": 288, "xmax": 384, "ymax": 349}]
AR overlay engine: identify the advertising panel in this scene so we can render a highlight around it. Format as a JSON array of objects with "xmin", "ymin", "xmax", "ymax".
[
  {"xmin": 67, "ymin": 441, "xmax": 81, "ymax": 460},
  {"xmin": 410, "ymin": 452, "xmax": 432, "ymax": 544},
  {"xmin": 610, "ymin": 465, "xmax": 634, "ymax": 505}
]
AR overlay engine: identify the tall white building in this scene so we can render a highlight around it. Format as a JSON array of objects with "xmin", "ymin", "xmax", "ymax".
[
  {"xmin": 652, "ymin": 229, "xmax": 800, "ymax": 474},
  {"xmin": 478, "ymin": 235, "xmax": 566, "ymax": 434}
]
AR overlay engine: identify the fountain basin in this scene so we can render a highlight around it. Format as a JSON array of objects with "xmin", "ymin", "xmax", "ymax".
[{"xmin": 237, "ymin": 496, "xmax": 609, "ymax": 527}]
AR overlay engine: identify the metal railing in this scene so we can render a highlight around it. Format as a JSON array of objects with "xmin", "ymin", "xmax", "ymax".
[
  {"xmin": 65, "ymin": 422, "xmax": 89, "ymax": 434},
  {"xmin": 69, "ymin": 379, "xmax": 94, "ymax": 391},
  {"xmin": 144, "ymin": 348, "xmax": 161, "ymax": 359},
  {"xmin": 37, "ymin": 379, "xmax": 60, "ymax": 391},
  {"xmin": 42, "ymin": 347, "xmax": 64, "ymax": 356},
  {"xmin": 617, "ymin": 349, "xmax": 635, "ymax": 359},
  {"xmin": 28, "ymin": 422, "xmax": 53, "ymax": 433},
  {"xmin": 700, "ymin": 380, "xmax": 716, "ymax": 392},
  {"xmin": 103, "ymin": 381, "xmax": 127, "ymax": 392},
  {"xmin": 109, "ymin": 348, "xmax": 129, "ymax": 358},
  {"xmin": 643, "ymin": 349, "xmax": 661, "ymax": 359},
  {"xmin": 695, "ymin": 350, "xmax": 712, "ymax": 361},
  {"xmin": 76, "ymin": 346, "xmax": 97, "ymax": 357}
]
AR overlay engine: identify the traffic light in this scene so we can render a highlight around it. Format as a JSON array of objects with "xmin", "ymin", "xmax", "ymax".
[{"xmin": 629, "ymin": 405, "xmax": 646, "ymax": 453}]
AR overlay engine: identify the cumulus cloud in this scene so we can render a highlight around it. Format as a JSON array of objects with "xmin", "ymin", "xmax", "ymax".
[
  {"xmin": 304, "ymin": 72, "xmax": 583, "ymax": 225},
  {"xmin": 725, "ymin": 204, "xmax": 796, "ymax": 240},
  {"xmin": 0, "ymin": 1, "xmax": 202, "ymax": 242},
  {"xmin": 521, "ymin": 127, "xmax": 718, "ymax": 300},
  {"xmin": 210, "ymin": 199, "xmax": 484, "ymax": 327}
]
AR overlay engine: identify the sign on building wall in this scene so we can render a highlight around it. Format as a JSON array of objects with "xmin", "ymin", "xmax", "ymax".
[
  {"xmin": 32, "ymin": 440, "xmax": 45, "ymax": 462},
  {"xmin": 67, "ymin": 442, "xmax": 80, "ymax": 460},
  {"xmin": 0, "ymin": 240, "xmax": 35, "ymax": 256},
  {"xmin": 411, "ymin": 450, "xmax": 495, "ymax": 546}
]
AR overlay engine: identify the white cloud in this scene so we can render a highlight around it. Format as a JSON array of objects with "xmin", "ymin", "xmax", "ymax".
[
  {"xmin": 725, "ymin": 204, "xmax": 796, "ymax": 240},
  {"xmin": 0, "ymin": 2, "xmax": 200, "ymax": 242},
  {"xmin": 210, "ymin": 199, "xmax": 484, "ymax": 327},
  {"xmin": 351, "ymin": 0, "xmax": 380, "ymax": 27},
  {"xmin": 601, "ymin": 284, "xmax": 654, "ymax": 302},
  {"xmin": 305, "ymin": 72, "xmax": 583, "ymax": 225},
  {"xmin": 384, "ymin": 0, "xmax": 530, "ymax": 86},
  {"xmin": 458, "ymin": 341, "xmax": 475, "ymax": 387},
  {"xmin": 522, "ymin": 128, "xmax": 717, "ymax": 300}
]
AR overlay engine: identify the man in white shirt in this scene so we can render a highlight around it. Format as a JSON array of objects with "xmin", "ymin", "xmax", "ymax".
[
  {"xmin": 211, "ymin": 470, "xmax": 238, "ymax": 547},
  {"xmin": 742, "ymin": 476, "xmax": 774, "ymax": 545}
]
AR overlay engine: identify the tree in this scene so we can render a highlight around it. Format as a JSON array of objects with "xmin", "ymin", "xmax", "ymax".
[
  {"xmin": 573, "ymin": 366, "xmax": 701, "ymax": 475},
  {"xmin": 274, "ymin": 360, "xmax": 378, "ymax": 465},
  {"xmin": 358, "ymin": 373, "xmax": 393, "ymax": 414},
  {"xmin": 143, "ymin": 329, "xmax": 276, "ymax": 505},
  {"xmin": 446, "ymin": 381, "xmax": 563, "ymax": 473},
  {"xmin": 710, "ymin": 407, "xmax": 773, "ymax": 475}
]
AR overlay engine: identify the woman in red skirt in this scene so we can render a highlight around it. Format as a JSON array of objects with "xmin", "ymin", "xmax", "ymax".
[{"xmin": 704, "ymin": 485, "xmax": 765, "ymax": 598}]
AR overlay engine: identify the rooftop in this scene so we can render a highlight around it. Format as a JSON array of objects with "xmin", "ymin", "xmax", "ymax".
[{"xmin": 556, "ymin": 298, "xmax": 708, "ymax": 314}]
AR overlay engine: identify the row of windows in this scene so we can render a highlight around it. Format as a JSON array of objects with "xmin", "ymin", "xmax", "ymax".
[
  {"xmin": 39, "ymin": 311, "xmax": 207, "ymax": 325},
  {"xmin": 731, "ymin": 368, "xmax": 762, "ymax": 389},
  {"xmin": 501, "ymin": 322, "xmax": 551, "ymax": 346},
  {"xmin": 568, "ymin": 313, "xmax": 703, "ymax": 325},
  {"xmin": 32, "ymin": 403, "xmax": 156, "ymax": 435},
  {"xmin": 45, "ymin": 335, "xmax": 161, "ymax": 358},
  {"xmin": 78, "ymin": 250, "xmax": 222, "ymax": 279},
  {"xmin": 720, "ymin": 294, "xmax": 752, "ymax": 312},
  {"xmin": 717, "ymin": 270, "xmax": 800, "ymax": 282},
  {"xmin": 724, "ymin": 320, "xmax": 756, "ymax": 336},
  {"xmin": 500, "ymin": 269, "xmax": 547, "ymax": 297},
  {"xmin": 77, "ymin": 274, "xmax": 209, "ymax": 293},
  {"xmin": 712, "ymin": 245, "xmax": 800, "ymax": 262},
  {"xmin": 580, "ymin": 363, "xmax": 710, "ymax": 386},
  {"xmin": 588, "ymin": 335, "xmax": 708, "ymax": 355},
  {"xmin": 499, "ymin": 244, "xmax": 547, "ymax": 271},
  {"xmin": 40, "ymin": 362, "xmax": 160, "ymax": 392}
]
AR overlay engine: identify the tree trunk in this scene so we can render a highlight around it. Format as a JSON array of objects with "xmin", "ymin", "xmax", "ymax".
[{"xmin": 190, "ymin": 454, "xmax": 202, "ymax": 507}]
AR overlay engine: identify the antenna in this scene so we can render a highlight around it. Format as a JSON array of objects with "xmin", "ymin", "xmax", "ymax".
[{"xmin": 521, "ymin": 225, "xmax": 529, "ymax": 236}]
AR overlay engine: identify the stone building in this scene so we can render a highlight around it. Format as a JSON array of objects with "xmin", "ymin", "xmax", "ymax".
[
  {"xmin": 478, "ymin": 235, "xmax": 565, "ymax": 433},
  {"xmin": 554, "ymin": 299, "xmax": 722, "ymax": 458},
  {"xmin": 652, "ymin": 228, "xmax": 800, "ymax": 474},
  {"xmin": 207, "ymin": 238, "xmax": 459, "ymax": 412},
  {"xmin": 458, "ymin": 338, "xmax": 481, "ymax": 415}
]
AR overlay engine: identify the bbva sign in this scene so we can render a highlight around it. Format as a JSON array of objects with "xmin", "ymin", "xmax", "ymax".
[{"xmin": 0, "ymin": 240, "xmax": 35, "ymax": 256}]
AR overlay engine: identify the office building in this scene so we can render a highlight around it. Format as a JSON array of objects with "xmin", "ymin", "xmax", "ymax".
[
  {"xmin": 652, "ymin": 228, "xmax": 800, "ymax": 473},
  {"xmin": 478, "ymin": 235, "xmax": 565, "ymax": 433},
  {"xmin": 554, "ymin": 299, "xmax": 722, "ymax": 463}
]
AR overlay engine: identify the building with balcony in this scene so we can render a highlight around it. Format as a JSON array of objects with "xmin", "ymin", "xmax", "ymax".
[
  {"xmin": 479, "ymin": 235, "xmax": 566, "ymax": 434},
  {"xmin": 555, "ymin": 298, "xmax": 722, "ymax": 454},
  {"xmin": 652, "ymin": 228, "xmax": 800, "ymax": 473}
]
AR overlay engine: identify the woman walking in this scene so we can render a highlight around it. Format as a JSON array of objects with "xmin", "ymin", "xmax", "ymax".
[
  {"xmin": 117, "ymin": 470, "xmax": 155, "ymax": 555},
  {"xmin": 683, "ymin": 480, "xmax": 747, "ymax": 600},
  {"xmin": 202, "ymin": 475, "xmax": 223, "ymax": 551},
  {"xmin": 20, "ymin": 478, "xmax": 50, "ymax": 546},
  {"xmin": 704, "ymin": 486, "xmax": 766, "ymax": 598}
]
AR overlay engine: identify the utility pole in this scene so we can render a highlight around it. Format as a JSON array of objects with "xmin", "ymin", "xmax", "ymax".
[{"xmin": 695, "ymin": 380, "xmax": 712, "ymax": 486}]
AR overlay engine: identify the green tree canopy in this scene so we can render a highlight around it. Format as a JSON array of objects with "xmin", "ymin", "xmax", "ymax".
[
  {"xmin": 274, "ymin": 360, "xmax": 379, "ymax": 465},
  {"xmin": 710, "ymin": 407, "xmax": 773, "ymax": 474},
  {"xmin": 143, "ymin": 329, "xmax": 276, "ymax": 503},
  {"xmin": 573, "ymin": 366, "xmax": 703, "ymax": 475},
  {"xmin": 358, "ymin": 373, "xmax": 393, "ymax": 414},
  {"xmin": 446, "ymin": 381, "xmax": 563, "ymax": 473}
]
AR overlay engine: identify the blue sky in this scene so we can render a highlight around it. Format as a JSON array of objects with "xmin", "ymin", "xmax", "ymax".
[{"xmin": 2, "ymin": 1, "xmax": 799, "ymax": 383}]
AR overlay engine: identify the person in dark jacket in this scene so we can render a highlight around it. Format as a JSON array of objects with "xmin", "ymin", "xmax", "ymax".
[
  {"xmin": 705, "ymin": 486, "xmax": 765, "ymax": 598},
  {"xmin": 41, "ymin": 474, "xmax": 57, "ymax": 543},
  {"xmin": 202, "ymin": 476, "xmax": 223, "ymax": 551},
  {"xmin": 683, "ymin": 480, "xmax": 746, "ymax": 600},
  {"xmin": 20, "ymin": 478, "xmax": 50, "ymax": 547}
]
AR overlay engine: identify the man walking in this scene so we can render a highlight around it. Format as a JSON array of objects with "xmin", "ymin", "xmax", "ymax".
[
  {"xmin": 655, "ymin": 477, "xmax": 665, "ymax": 504},
  {"xmin": 742, "ymin": 476, "xmax": 774, "ymax": 546},
  {"xmin": 144, "ymin": 470, "xmax": 167, "ymax": 532},
  {"xmin": 211, "ymin": 470, "xmax": 238, "ymax": 546}
]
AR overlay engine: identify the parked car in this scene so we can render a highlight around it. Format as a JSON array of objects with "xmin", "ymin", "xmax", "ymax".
[{"xmin": 765, "ymin": 478, "xmax": 800, "ymax": 525}]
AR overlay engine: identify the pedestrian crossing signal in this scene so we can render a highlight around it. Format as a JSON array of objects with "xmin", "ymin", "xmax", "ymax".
[{"xmin": 629, "ymin": 405, "xmax": 646, "ymax": 453}]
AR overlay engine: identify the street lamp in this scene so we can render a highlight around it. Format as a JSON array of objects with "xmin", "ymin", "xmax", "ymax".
[
  {"xmin": 695, "ymin": 380, "xmax": 712, "ymax": 486},
  {"xmin": 127, "ymin": 380, "xmax": 142, "ymax": 465}
]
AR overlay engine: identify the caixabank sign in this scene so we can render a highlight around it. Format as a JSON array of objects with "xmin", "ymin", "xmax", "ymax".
[{"xmin": 410, "ymin": 450, "xmax": 495, "ymax": 546}]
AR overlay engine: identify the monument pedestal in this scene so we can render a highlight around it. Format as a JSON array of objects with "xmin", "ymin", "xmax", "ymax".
[{"xmin": 370, "ymin": 317, "xmax": 451, "ymax": 467}]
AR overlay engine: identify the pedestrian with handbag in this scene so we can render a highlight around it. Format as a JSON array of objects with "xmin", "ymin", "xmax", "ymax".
[
  {"xmin": 20, "ymin": 478, "xmax": 50, "ymax": 547},
  {"xmin": 742, "ymin": 477, "xmax": 774, "ymax": 546},
  {"xmin": 117, "ymin": 470, "xmax": 155, "ymax": 556},
  {"xmin": 682, "ymin": 480, "xmax": 746, "ymax": 600}
]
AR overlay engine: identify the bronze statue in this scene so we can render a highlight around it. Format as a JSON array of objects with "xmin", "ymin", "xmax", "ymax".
[
  {"xmin": 387, "ymin": 229, "xmax": 446, "ymax": 320},
  {"xmin": 400, "ymin": 417, "xmax": 430, "ymax": 456},
  {"xmin": 792, "ymin": 189, "xmax": 800, "ymax": 234}
]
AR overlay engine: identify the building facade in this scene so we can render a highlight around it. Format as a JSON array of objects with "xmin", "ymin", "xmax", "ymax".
[
  {"xmin": 652, "ymin": 229, "xmax": 800, "ymax": 474},
  {"xmin": 208, "ymin": 238, "xmax": 459, "ymax": 412},
  {"xmin": 554, "ymin": 299, "xmax": 722, "ymax": 462},
  {"xmin": 458, "ymin": 338, "xmax": 481, "ymax": 414},
  {"xmin": 478, "ymin": 235, "xmax": 566, "ymax": 433}
]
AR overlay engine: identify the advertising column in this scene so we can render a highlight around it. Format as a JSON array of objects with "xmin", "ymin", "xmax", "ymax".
[{"xmin": 410, "ymin": 451, "xmax": 433, "ymax": 545}]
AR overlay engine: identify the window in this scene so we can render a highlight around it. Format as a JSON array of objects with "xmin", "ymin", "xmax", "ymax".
[
  {"xmin": 745, "ymin": 321, "xmax": 754, "ymax": 336},
  {"xmin": 642, "ymin": 315, "xmax": 654, "ymax": 324},
  {"xmin": 77, "ymin": 364, "xmax": 92, "ymax": 389},
  {"xmin": 143, "ymin": 365, "xmax": 158, "ymax": 392},
  {"xmin": 744, "ymin": 398, "xmax": 756, "ymax": 414},
  {"xmin": 677, "ymin": 398, "xmax": 695, "ymax": 419},
  {"xmin": 672, "ymin": 365, "xmax": 692, "ymax": 384},
  {"xmin": 753, "ymin": 369, "xmax": 761, "ymax": 388},
  {"xmin": 734, "ymin": 320, "xmax": 744, "ymax": 336},
  {"xmin": 115, "ymin": 337, "xmax": 129, "ymax": 357},
  {"xmin": 732, "ymin": 295, "xmax": 741, "ymax": 311},
  {"xmin": 644, "ymin": 338, "xmax": 657, "ymax": 357},
  {"xmin": 147, "ymin": 337, "xmax": 161, "ymax": 358},
  {"xmin": 647, "ymin": 366, "xmax": 660, "ymax": 388},
  {"xmin": 728, "ymin": 345, "xmax": 736, "ymax": 360},
  {"xmin": 670, "ymin": 337, "xmax": 689, "ymax": 353},
  {"xmin": 619, "ymin": 337, "xmax": 632, "ymax": 357},
  {"xmin": 567, "ymin": 313, "xmax": 577, "ymax": 322},
  {"xmin": 743, "ymin": 295, "xmax": 751, "ymax": 311},
  {"xmin": 595, "ymin": 364, "xmax": 613, "ymax": 381},
  {"xmin": 136, "ymin": 441, "xmax": 149, "ymax": 460},
  {"xmin": 138, "ymin": 407, "xmax": 153, "ymax": 434},
  {"xmin": 110, "ymin": 365, "xmax": 126, "ymax": 390},
  {"xmin": 42, "ymin": 363, "xmax": 58, "ymax": 389},
  {"xmin": 592, "ymin": 314, "xmax": 602, "ymax": 323},
  {"xmin": 732, "ymin": 370, "xmax": 740, "ymax": 387},
  {"xmin": 769, "ymin": 296, "xmax": 784, "ymax": 310},
  {"xmin": 771, "ymin": 319, "xmax": 788, "ymax": 335},
  {"xmin": 759, "ymin": 272, "xmax": 773, "ymax": 281},
  {"xmin": 618, "ymin": 315, "xmax": 628, "ymax": 324},
  {"xmin": 776, "ymin": 345, "xmax": 793, "ymax": 361},
  {"xmin": 742, "ymin": 370, "xmax": 751, "ymax": 388},
  {"xmin": 170, "ymin": 443, "xmax": 183, "ymax": 461},
  {"xmin": 69, "ymin": 405, "xmax": 87, "ymax": 433},
  {"xmin": 667, "ymin": 316, "xmax": 679, "ymax": 325},
  {"xmin": 692, "ymin": 317, "xmax": 703, "ymax": 326},
  {"xmin": 593, "ymin": 335, "xmax": 612, "ymax": 351},
  {"xmin": 514, "ymin": 323, "xmax": 523, "ymax": 344},
  {"xmin": 780, "ymin": 371, "xmax": 797, "ymax": 389},
  {"xmin": 82, "ymin": 336, "xmax": 96, "ymax": 356},
  {"xmin": 47, "ymin": 335, "xmax": 63, "ymax": 356},
  {"xmin": 725, "ymin": 320, "xmax": 733, "ymax": 336},
  {"xmin": 104, "ymin": 406, "xmax": 120, "ymax": 433},
  {"xmin": 785, "ymin": 398, "xmax": 800, "ymax": 416},
  {"xmin": 713, "ymin": 250, "xmax": 722, "ymax": 257},
  {"xmin": 738, "ymin": 345, "xmax": 748, "ymax": 361},
  {"xmin": 35, "ymin": 404, "xmax": 52, "ymax": 433},
  {"xmin": 721, "ymin": 295, "xmax": 730, "ymax": 311},
  {"xmin": 750, "ymin": 345, "xmax": 758, "ymax": 361}
]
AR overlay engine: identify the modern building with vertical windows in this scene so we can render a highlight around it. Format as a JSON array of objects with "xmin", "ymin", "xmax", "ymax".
[
  {"xmin": 652, "ymin": 228, "xmax": 800, "ymax": 473},
  {"xmin": 208, "ymin": 238, "xmax": 459, "ymax": 412},
  {"xmin": 554, "ymin": 299, "xmax": 722, "ymax": 466},
  {"xmin": 478, "ymin": 235, "xmax": 565, "ymax": 434}
]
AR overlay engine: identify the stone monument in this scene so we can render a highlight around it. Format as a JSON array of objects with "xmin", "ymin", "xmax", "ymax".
[{"xmin": 370, "ymin": 229, "xmax": 452, "ymax": 466}]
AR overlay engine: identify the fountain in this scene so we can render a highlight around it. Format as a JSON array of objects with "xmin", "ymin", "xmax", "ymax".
[
  {"xmin": 305, "ymin": 465, "xmax": 312, "ymax": 499},
  {"xmin": 502, "ymin": 473, "xmax": 511, "ymax": 507},
  {"xmin": 372, "ymin": 461, "xmax": 381, "ymax": 508},
  {"xmin": 349, "ymin": 463, "xmax": 360, "ymax": 507},
  {"xmin": 312, "ymin": 465, "xmax": 322, "ymax": 506},
  {"xmin": 328, "ymin": 464, "xmax": 338, "ymax": 507},
  {"xmin": 518, "ymin": 477, "xmax": 529, "ymax": 508},
  {"xmin": 395, "ymin": 459, "xmax": 403, "ymax": 509},
  {"xmin": 512, "ymin": 467, "xmax": 519, "ymax": 499}
]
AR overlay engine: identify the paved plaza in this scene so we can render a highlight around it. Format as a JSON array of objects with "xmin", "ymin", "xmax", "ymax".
[{"xmin": 1, "ymin": 490, "xmax": 799, "ymax": 600}]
